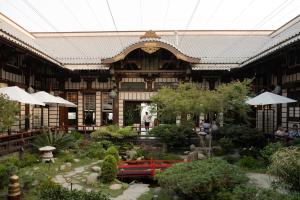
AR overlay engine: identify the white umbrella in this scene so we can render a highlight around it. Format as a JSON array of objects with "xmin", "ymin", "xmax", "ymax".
[
  {"xmin": 0, "ymin": 86, "xmax": 45, "ymax": 106},
  {"xmin": 55, "ymin": 96, "xmax": 77, "ymax": 107},
  {"xmin": 31, "ymin": 91, "xmax": 64, "ymax": 105},
  {"xmin": 246, "ymin": 92, "xmax": 297, "ymax": 105}
]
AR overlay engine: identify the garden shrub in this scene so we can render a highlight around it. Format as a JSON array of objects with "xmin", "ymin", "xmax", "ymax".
[
  {"xmin": 39, "ymin": 182, "xmax": 109, "ymax": 200},
  {"xmin": 239, "ymin": 146, "xmax": 261, "ymax": 158},
  {"xmin": 0, "ymin": 157, "xmax": 19, "ymax": 189},
  {"xmin": 91, "ymin": 125, "xmax": 137, "ymax": 140},
  {"xmin": 237, "ymin": 156, "xmax": 265, "ymax": 170},
  {"xmin": 101, "ymin": 155, "xmax": 118, "ymax": 183},
  {"xmin": 219, "ymin": 124, "xmax": 267, "ymax": 148},
  {"xmin": 260, "ymin": 142, "xmax": 283, "ymax": 164},
  {"xmin": 269, "ymin": 146, "xmax": 300, "ymax": 191},
  {"xmin": 19, "ymin": 153, "xmax": 39, "ymax": 168},
  {"xmin": 83, "ymin": 142, "xmax": 105, "ymax": 159},
  {"xmin": 149, "ymin": 124, "xmax": 196, "ymax": 150},
  {"xmin": 32, "ymin": 130, "xmax": 76, "ymax": 151},
  {"xmin": 219, "ymin": 137, "xmax": 234, "ymax": 154},
  {"xmin": 155, "ymin": 158, "xmax": 248, "ymax": 199},
  {"xmin": 231, "ymin": 186, "xmax": 300, "ymax": 200},
  {"xmin": 105, "ymin": 146, "xmax": 119, "ymax": 161},
  {"xmin": 99, "ymin": 140, "xmax": 113, "ymax": 149}
]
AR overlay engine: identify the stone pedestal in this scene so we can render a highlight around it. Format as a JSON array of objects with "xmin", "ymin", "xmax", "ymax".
[
  {"xmin": 39, "ymin": 146, "xmax": 56, "ymax": 163},
  {"xmin": 8, "ymin": 175, "xmax": 21, "ymax": 200}
]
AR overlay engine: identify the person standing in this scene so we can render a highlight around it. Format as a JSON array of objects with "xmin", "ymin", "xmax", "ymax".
[{"xmin": 143, "ymin": 112, "xmax": 152, "ymax": 132}]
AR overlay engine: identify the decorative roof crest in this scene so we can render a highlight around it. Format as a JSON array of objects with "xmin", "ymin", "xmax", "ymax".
[{"xmin": 140, "ymin": 30, "xmax": 161, "ymax": 39}]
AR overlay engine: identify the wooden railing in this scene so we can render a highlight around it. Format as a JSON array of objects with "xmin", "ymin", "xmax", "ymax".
[{"xmin": 117, "ymin": 159, "xmax": 185, "ymax": 179}]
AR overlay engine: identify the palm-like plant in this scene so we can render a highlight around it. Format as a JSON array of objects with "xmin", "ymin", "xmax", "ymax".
[{"xmin": 32, "ymin": 129, "xmax": 76, "ymax": 151}]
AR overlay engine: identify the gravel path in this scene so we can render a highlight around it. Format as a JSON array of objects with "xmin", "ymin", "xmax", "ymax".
[{"xmin": 111, "ymin": 183, "xmax": 149, "ymax": 200}]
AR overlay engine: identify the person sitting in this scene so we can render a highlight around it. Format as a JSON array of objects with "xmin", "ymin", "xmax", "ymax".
[
  {"xmin": 275, "ymin": 126, "xmax": 287, "ymax": 137},
  {"xmin": 288, "ymin": 124, "xmax": 300, "ymax": 138},
  {"xmin": 203, "ymin": 120, "xmax": 210, "ymax": 134}
]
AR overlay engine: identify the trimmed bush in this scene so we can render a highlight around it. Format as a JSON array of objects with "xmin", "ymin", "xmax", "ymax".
[
  {"xmin": 269, "ymin": 147, "xmax": 300, "ymax": 191},
  {"xmin": 219, "ymin": 137, "xmax": 234, "ymax": 154},
  {"xmin": 19, "ymin": 153, "xmax": 39, "ymax": 168},
  {"xmin": 219, "ymin": 124, "xmax": 267, "ymax": 148},
  {"xmin": 149, "ymin": 124, "xmax": 195, "ymax": 150},
  {"xmin": 236, "ymin": 156, "xmax": 266, "ymax": 170},
  {"xmin": 84, "ymin": 142, "xmax": 105, "ymax": 159},
  {"xmin": 155, "ymin": 158, "xmax": 248, "ymax": 199},
  {"xmin": 105, "ymin": 146, "xmax": 119, "ymax": 161},
  {"xmin": 39, "ymin": 182, "xmax": 109, "ymax": 200},
  {"xmin": 260, "ymin": 142, "xmax": 283, "ymax": 164},
  {"xmin": 101, "ymin": 155, "xmax": 118, "ymax": 183},
  {"xmin": 231, "ymin": 186, "xmax": 300, "ymax": 200},
  {"xmin": 91, "ymin": 125, "xmax": 137, "ymax": 140}
]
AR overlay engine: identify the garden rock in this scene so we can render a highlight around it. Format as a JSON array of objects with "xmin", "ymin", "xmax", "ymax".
[
  {"xmin": 73, "ymin": 159, "xmax": 80, "ymax": 163},
  {"xmin": 60, "ymin": 164, "xmax": 66, "ymax": 171},
  {"xmin": 65, "ymin": 162, "xmax": 72, "ymax": 167},
  {"xmin": 197, "ymin": 153, "xmax": 206, "ymax": 160},
  {"xmin": 86, "ymin": 173, "xmax": 99, "ymax": 185},
  {"xmin": 74, "ymin": 166, "xmax": 84, "ymax": 173},
  {"xmin": 126, "ymin": 150, "xmax": 137, "ymax": 160},
  {"xmin": 110, "ymin": 183, "xmax": 122, "ymax": 190},
  {"xmin": 91, "ymin": 166, "xmax": 101, "ymax": 173},
  {"xmin": 190, "ymin": 144, "xmax": 196, "ymax": 151},
  {"xmin": 33, "ymin": 167, "xmax": 39, "ymax": 171}
]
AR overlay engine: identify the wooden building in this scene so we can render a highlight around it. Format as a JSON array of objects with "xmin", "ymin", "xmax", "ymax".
[{"xmin": 0, "ymin": 13, "xmax": 300, "ymax": 132}]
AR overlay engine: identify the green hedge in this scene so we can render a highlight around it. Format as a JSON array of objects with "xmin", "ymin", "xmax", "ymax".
[
  {"xmin": 39, "ymin": 183, "xmax": 109, "ymax": 200},
  {"xmin": 101, "ymin": 155, "xmax": 117, "ymax": 183},
  {"xmin": 155, "ymin": 158, "xmax": 248, "ymax": 199},
  {"xmin": 105, "ymin": 146, "xmax": 119, "ymax": 161}
]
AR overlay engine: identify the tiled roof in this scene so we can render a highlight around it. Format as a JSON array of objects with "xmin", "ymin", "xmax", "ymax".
[{"xmin": 0, "ymin": 13, "xmax": 300, "ymax": 71}]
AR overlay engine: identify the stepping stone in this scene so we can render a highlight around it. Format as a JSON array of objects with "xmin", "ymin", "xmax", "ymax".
[
  {"xmin": 91, "ymin": 166, "xmax": 101, "ymax": 172},
  {"xmin": 74, "ymin": 167, "xmax": 84, "ymax": 173},
  {"xmin": 86, "ymin": 173, "xmax": 99, "ymax": 185},
  {"xmin": 110, "ymin": 184, "xmax": 122, "ymax": 190},
  {"xmin": 65, "ymin": 162, "xmax": 72, "ymax": 167}
]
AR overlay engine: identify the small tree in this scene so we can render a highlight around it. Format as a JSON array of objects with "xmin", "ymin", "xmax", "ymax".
[
  {"xmin": 101, "ymin": 155, "xmax": 117, "ymax": 183},
  {"xmin": 0, "ymin": 94, "xmax": 20, "ymax": 133},
  {"xmin": 105, "ymin": 146, "xmax": 119, "ymax": 161}
]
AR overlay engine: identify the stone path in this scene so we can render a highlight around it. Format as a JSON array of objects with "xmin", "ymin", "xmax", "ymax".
[
  {"xmin": 111, "ymin": 183, "xmax": 150, "ymax": 200},
  {"xmin": 52, "ymin": 160, "xmax": 101, "ymax": 191},
  {"xmin": 246, "ymin": 173, "xmax": 276, "ymax": 189}
]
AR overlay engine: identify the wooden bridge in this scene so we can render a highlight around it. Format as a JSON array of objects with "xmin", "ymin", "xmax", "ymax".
[{"xmin": 117, "ymin": 159, "xmax": 185, "ymax": 179}]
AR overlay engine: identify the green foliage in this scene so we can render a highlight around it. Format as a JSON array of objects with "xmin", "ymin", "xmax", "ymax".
[
  {"xmin": 291, "ymin": 138, "xmax": 300, "ymax": 147},
  {"xmin": 101, "ymin": 155, "xmax": 118, "ymax": 183},
  {"xmin": 32, "ymin": 129, "xmax": 77, "ymax": 151},
  {"xmin": 0, "ymin": 94, "xmax": 20, "ymax": 133},
  {"xmin": 236, "ymin": 156, "xmax": 266, "ymax": 170},
  {"xmin": 91, "ymin": 125, "xmax": 137, "ymax": 140},
  {"xmin": 99, "ymin": 140, "xmax": 113, "ymax": 149},
  {"xmin": 149, "ymin": 124, "xmax": 195, "ymax": 148},
  {"xmin": 39, "ymin": 182, "xmax": 109, "ymax": 200},
  {"xmin": 260, "ymin": 142, "xmax": 284, "ymax": 164},
  {"xmin": 231, "ymin": 186, "xmax": 300, "ymax": 200},
  {"xmin": 157, "ymin": 153, "xmax": 182, "ymax": 160},
  {"xmin": 0, "ymin": 157, "xmax": 19, "ymax": 189},
  {"xmin": 219, "ymin": 137, "xmax": 235, "ymax": 154},
  {"xmin": 83, "ymin": 142, "xmax": 105, "ymax": 159},
  {"xmin": 105, "ymin": 146, "xmax": 119, "ymax": 161},
  {"xmin": 69, "ymin": 130, "xmax": 84, "ymax": 147},
  {"xmin": 219, "ymin": 124, "xmax": 267, "ymax": 148},
  {"xmin": 19, "ymin": 153, "xmax": 40, "ymax": 168},
  {"xmin": 269, "ymin": 146, "xmax": 300, "ymax": 191},
  {"xmin": 150, "ymin": 80, "xmax": 251, "ymax": 124},
  {"xmin": 155, "ymin": 158, "xmax": 248, "ymax": 199}
]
